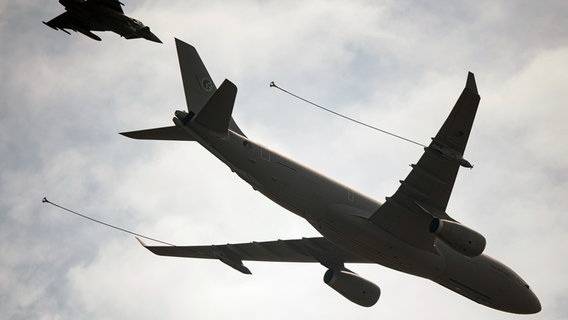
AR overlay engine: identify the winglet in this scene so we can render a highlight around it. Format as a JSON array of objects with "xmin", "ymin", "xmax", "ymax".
[
  {"xmin": 136, "ymin": 237, "xmax": 147, "ymax": 247},
  {"xmin": 214, "ymin": 246, "xmax": 252, "ymax": 274}
]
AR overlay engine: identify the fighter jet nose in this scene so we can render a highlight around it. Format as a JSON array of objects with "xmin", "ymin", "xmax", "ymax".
[
  {"xmin": 147, "ymin": 31, "xmax": 162, "ymax": 43},
  {"xmin": 138, "ymin": 26, "xmax": 162, "ymax": 43}
]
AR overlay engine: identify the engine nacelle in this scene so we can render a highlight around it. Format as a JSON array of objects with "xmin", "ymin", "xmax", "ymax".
[
  {"xmin": 323, "ymin": 269, "xmax": 380, "ymax": 307},
  {"xmin": 429, "ymin": 218, "xmax": 486, "ymax": 257}
]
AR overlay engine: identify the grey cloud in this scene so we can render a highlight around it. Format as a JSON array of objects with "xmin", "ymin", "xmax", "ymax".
[{"xmin": 1, "ymin": 1, "xmax": 567, "ymax": 319}]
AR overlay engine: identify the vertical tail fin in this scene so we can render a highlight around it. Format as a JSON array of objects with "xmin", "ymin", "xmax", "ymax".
[
  {"xmin": 176, "ymin": 39, "xmax": 216, "ymax": 115},
  {"xmin": 175, "ymin": 39, "xmax": 245, "ymax": 136}
]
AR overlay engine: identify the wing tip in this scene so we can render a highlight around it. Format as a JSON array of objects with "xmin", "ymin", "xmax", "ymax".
[
  {"xmin": 136, "ymin": 236, "xmax": 147, "ymax": 247},
  {"xmin": 466, "ymin": 71, "xmax": 478, "ymax": 95},
  {"xmin": 136, "ymin": 237, "xmax": 164, "ymax": 256},
  {"xmin": 119, "ymin": 131, "xmax": 138, "ymax": 139}
]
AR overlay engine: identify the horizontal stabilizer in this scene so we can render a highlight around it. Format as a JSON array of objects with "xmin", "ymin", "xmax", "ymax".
[
  {"xmin": 120, "ymin": 125, "xmax": 194, "ymax": 141},
  {"xmin": 194, "ymin": 79, "xmax": 237, "ymax": 137}
]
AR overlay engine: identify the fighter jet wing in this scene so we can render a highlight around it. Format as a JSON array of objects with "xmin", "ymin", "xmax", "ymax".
[
  {"xmin": 43, "ymin": 11, "xmax": 103, "ymax": 41},
  {"xmin": 43, "ymin": 12, "xmax": 79, "ymax": 32},
  {"xmin": 370, "ymin": 73, "xmax": 481, "ymax": 252},
  {"xmin": 138, "ymin": 237, "xmax": 372, "ymax": 274},
  {"xmin": 91, "ymin": 0, "xmax": 124, "ymax": 14}
]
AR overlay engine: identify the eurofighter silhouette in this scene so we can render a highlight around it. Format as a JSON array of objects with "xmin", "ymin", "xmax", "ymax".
[{"xmin": 43, "ymin": 0, "xmax": 161, "ymax": 43}]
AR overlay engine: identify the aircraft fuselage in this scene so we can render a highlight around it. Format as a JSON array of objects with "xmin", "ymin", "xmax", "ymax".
[{"xmin": 171, "ymin": 111, "xmax": 540, "ymax": 314}]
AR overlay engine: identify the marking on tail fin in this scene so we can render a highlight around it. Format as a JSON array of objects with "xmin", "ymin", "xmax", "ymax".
[{"xmin": 201, "ymin": 78, "xmax": 214, "ymax": 92}]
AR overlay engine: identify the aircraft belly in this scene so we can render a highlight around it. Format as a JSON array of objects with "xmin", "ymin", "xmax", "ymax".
[
  {"xmin": 182, "ymin": 127, "xmax": 446, "ymax": 277},
  {"xmin": 315, "ymin": 206, "xmax": 446, "ymax": 278}
]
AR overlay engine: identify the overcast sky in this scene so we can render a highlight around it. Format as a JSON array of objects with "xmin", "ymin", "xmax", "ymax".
[{"xmin": 1, "ymin": 1, "xmax": 567, "ymax": 319}]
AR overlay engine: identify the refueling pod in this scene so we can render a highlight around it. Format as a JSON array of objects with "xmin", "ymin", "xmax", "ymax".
[
  {"xmin": 430, "ymin": 218, "xmax": 486, "ymax": 257},
  {"xmin": 323, "ymin": 269, "xmax": 380, "ymax": 307}
]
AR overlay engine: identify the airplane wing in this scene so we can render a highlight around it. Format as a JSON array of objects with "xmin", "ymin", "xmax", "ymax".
[
  {"xmin": 370, "ymin": 72, "xmax": 481, "ymax": 252},
  {"xmin": 91, "ymin": 0, "xmax": 124, "ymax": 14},
  {"xmin": 138, "ymin": 237, "xmax": 373, "ymax": 274},
  {"xmin": 43, "ymin": 11, "xmax": 103, "ymax": 41},
  {"xmin": 43, "ymin": 12, "xmax": 79, "ymax": 32}
]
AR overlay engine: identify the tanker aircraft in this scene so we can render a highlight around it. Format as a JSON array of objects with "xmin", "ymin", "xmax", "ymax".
[
  {"xmin": 43, "ymin": 0, "xmax": 161, "ymax": 43},
  {"xmin": 122, "ymin": 39, "xmax": 541, "ymax": 314}
]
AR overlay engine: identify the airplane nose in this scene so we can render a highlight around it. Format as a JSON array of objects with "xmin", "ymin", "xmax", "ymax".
[
  {"xmin": 492, "ymin": 270, "xmax": 541, "ymax": 314},
  {"xmin": 523, "ymin": 291, "xmax": 541, "ymax": 314},
  {"xmin": 510, "ymin": 287, "xmax": 541, "ymax": 314}
]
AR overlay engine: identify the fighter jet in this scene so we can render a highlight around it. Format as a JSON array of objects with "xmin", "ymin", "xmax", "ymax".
[
  {"xmin": 43, "ymin": 0, "xmax": 161, "ymax": 43},
  {"xmin": 121, "ymin": 39, "xmax": 541, "ymax": 314}
]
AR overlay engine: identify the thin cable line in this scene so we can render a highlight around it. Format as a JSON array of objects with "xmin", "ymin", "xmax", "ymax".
[
  {"xmin": 270, "ymin": 81, "xmax": 426, "ymax": 148},
  {"xmin": 42, "ymin": 197, "xmax": 175, "ymax": 246}
]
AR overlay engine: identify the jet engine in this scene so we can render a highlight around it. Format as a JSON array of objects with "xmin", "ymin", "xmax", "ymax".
[
  {"xmin": 429, "ymin": 218, "xmax": 486, "ymax": 257},
  {"xmin": 323, "ymin": 269, "xmax": 380, "ymax": 307}
]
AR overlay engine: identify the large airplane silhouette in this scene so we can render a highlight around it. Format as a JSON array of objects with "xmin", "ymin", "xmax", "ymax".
[{"xmin": 122, "ymin": 39, "xmax": 540, "ymax": 314}]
